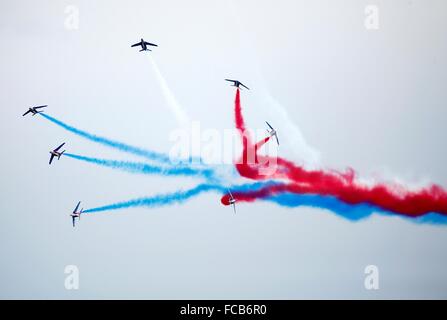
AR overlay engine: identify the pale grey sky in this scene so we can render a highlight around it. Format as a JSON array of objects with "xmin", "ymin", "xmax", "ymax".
[{"xmin": 1, "ymin": 0, "xmax": 447, "ymax": 299}]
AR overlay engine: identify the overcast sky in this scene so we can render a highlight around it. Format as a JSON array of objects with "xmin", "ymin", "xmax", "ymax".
[{"xmin": 1, "ymin": 0, "xmax": 447, "ymax": 299}]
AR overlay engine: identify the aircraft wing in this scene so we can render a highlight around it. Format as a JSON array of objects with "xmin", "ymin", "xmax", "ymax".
[
  {"xmin": 131, "ymin": 42, "xmax": 142, "ymax": 47},
  {"xmin": 240, "ymin": 83, "xmax": 250, "ymax": 90},
  {"xmin": 54, "ymin": 142, "xmax": 65, "ymax": 152},
  {"xmin": 265, "ymin": 121, "xmax": 273, "ymax": 130},
  {"xmin": 49, "ymin": 154, "xmax": 55, "ymax": 165},
  {"xmin": 22, "ymin": 110, "xmax": 31, "ymax": 116},
  {"xmin": 144, "ymin": 42, "xmax": 157, "ymax": 47},
  {"xmin": 232, "ymin": 203, "xmax": 236, "ymax": 214},
  {"xmin": 72, "ymin": 216, "xmax": 76, "ymax": 227},
  {"xmin": 225, "ymin": 79, "xmax": 236, "ymax": 83},
  {"xmin": 228, "ymin": 189, "xmax": 234, "ymax": 199},
  {"xmin": 35, "ymin": 105, "xmax": 47, "ymax": 109},
  {"xmin": 275, "ymin": 134, "xmax": 280, "ymax": 146},
  {"xmin": 73, "ymin": 201, "xmax": 80, "ymax": 213}
]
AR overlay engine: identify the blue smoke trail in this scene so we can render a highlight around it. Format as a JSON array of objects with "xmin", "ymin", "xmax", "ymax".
[
  {"xmin": 84, "ymin": 184, "xmax": 219, "ymax": 213},
  {"xmin": 412, "ymin": 213, "xmax": 447, "ymax": 225},
  {"xmin": 84, "ymin": 180, "xmax": 447, "ymax": 225},
  {"xmin": 269, "ymin": 192, "xmax": 376, "ymax": 221},
  {"xmin": 40, "ymin": 113, "xmax": 195, "ymax": 165},
  {"xmin": 65, "ymin": 153, "xmax": 214, "ymax": 179},
  {"xmin": 268, "ymin": 192, "xmax": 447, "ymax": 225},
  {"xmin": 83, "ymin": 181, "xmax": 279, "ymax": 213}
]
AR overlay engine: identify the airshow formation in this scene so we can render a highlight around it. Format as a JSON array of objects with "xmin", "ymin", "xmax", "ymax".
[{"xmin": 23, "ymin": 38, "xmax": 447, "ymax": 227}]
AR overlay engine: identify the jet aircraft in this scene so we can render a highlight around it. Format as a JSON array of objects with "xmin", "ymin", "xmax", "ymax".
[
  {"xmin": 225, "ymin": 79, "xmax": 249, "ymax": 90},
  {"xmin": 228, "ymin": 189, "xmax": 237, "ymax": 214},
  {"xmin": 70, "ymin": 201, "xmax": 83, "ymax": 227},
  {"xmin": 22, "ymin": 105, "xmax": 47, "ymax": 117},
  {"xmin": 49, "ymin": 143, "xmax": 66, "ymax": 165},
  {"xmin": 266, "ymin": 121, "xmax": 279, "ymax": 145},
  {"xmin": 131, "ymin": 38, "xmax": 158, "ymax": 52}
]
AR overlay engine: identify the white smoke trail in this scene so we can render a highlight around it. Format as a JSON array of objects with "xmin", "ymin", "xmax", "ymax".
[
  {"xmin": 149, "ymin": 56, "xmax": 190, "ymax": 127},
  {"xmin": 148, "ymin": 56, "xmax": 213, "ymax": 165},
  {"xmin": 262, "ymin": 92, "xmax": 321, "ymax": 167},
  {"xmin": 226, "ymin": 0, "xmax": 321, "ymax": 168}
]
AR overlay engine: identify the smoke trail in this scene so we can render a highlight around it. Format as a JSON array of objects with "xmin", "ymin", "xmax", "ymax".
[
  {"xmin": 41, "ymin": 113, "xmax": 211, "ymax": 169},
  {"xmin": 226, "ymin": 0, "xmax": 320, "ymax": 167},
  {"xmin": 65, "ymin": 153, "xmax": 214, "ymax": 179},
  {"xmin": 83, "ymin": 177, "xmax": 447, "ymax": 224},
  {"xmin": 149, "ymin": 56, "xmax": 190, "ymax": 127},
  {"xmin": 271, "ymin": 192, "xmax": 377, "ymax": 221},
  {"xmin": 269, "ymin": 192, "xmax": 447, "ymax": 225},
  {"xmin": 233, "ymin": 88, "xmax": 281, "ymax": 181},
  {"xmin": 84, "ymin": 181, "xmax": 278, "ymax": 213},
  {"xmin": 221, "ymin": 181, "xmax": 447, "ymax": 218},
  {"xmin": 40, "ymin": 113, "xmax": 171, "ymax": 163},
  {"xmin": 227, "ymin": 88, "xmax": 447, "ymax": 219},
  {"xmin": 234, "ymin": 89, "xmax": 247, "ymax": 134},
  {"xmin": 84, "ymin": 184, "xmax": 217, "ymax": 213},
  {"xmin": 255, "ymin": 136, "xmax": 270, "ymax": 151},
  {"xmin": 149, "ymin": 56, "xmax": 223, "ymax": 164},
  {"xmin": 263, "ymin": 93, "xmax": 320, "ymax": 166}
]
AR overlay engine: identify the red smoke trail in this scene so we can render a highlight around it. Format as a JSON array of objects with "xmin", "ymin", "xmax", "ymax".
[
  {"xmin": 224, "ymin": 89, "xmax": 447, "ymax": 218},
  {"xmin": 234, "ymin": 89, "xmax": 247, "ymax": 134},
  {"xmin": 255, "ymin": 136, "xmax": 270, "ymax": 151},
  {"xmin": 234, "ymin": 89, "xmax": 283, "ymax": 181}
]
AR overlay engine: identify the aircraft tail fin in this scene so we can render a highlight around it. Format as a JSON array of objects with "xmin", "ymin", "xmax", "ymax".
[{"xmin": 58, "ymin": 150, "xmax": 65, "ymax": 159}]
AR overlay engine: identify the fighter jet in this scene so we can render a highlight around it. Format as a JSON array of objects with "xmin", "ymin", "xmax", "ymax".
[
  {"xmin": 228, "ymin": 189, "xmax": 237, "ymax": 214},
  {"xmin": 22, "ymin": 105, "xmax": 47, "ymax": 117},
  {"xmin": 49, "ymin": 143, "xmax": 66, "ymax": 165},
  {"xmin": 70, "ymin": 201, "xmax": 83, "ymax": 227},
  {"xmin": 131, "ymin": 38, "xmax": 158, "ymax": 52},
  {"xmin": 266, "ymin": 121, "xmax": 279, "ymax": 145},
  {"xmin": 225, "ymin": 79, "xmax": 250, "ymax": 90}
]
